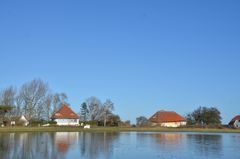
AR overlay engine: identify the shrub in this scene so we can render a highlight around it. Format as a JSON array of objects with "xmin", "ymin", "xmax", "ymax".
[
  {"xmin": 29, "ymin": 119, "xmax": 47, "ymax": 127},
  {"xmin": 79, "ymin": 121, "xmax": 98, "ymax": 126},
  {"xmin": 48, "ymin": 121, "xmax": 57, "ymax": 126}
]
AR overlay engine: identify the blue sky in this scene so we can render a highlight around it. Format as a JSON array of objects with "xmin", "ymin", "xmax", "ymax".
[{"xmin": 0, "ymin": 0, "xmax": 240, "ymax": 124}]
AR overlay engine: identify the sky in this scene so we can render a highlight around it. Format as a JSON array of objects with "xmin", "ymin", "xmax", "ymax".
[{"xmin": 0, "ymin": 0, "xmax": 240, "ymax": 124}]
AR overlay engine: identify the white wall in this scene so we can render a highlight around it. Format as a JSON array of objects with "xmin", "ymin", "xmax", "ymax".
[
  {"xmin": 160, "ymin": 121, "xmax": 187, "ymax": 128},
  {"xmin": 55, "ymin": 119, "xmax": 79, "ymax": 126},
  {"xmin": 234, "ymin": 120, "xmax": 240, "ymax": 128}
]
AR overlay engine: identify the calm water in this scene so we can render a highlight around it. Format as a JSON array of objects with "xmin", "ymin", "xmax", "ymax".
[{"xmin": 0, "ymin": 132, "xmax": 240, "ymax": 159}]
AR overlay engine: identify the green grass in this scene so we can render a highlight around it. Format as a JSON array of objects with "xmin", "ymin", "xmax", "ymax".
[{"xmin": 0, "ymin": 126, "xmax": 240, "ymax": 133}]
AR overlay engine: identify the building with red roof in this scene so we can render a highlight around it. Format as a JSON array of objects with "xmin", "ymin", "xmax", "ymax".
[
  {"xmin": 51, "ymin": 104, "xmax": 80, "ymax": 126},
  {"xmin": 229, "ymin": 115, "xmax": 240, "ymax": 128},
  {"xmin": 149, "ymin": 110, "xmax": 187, "ymax": 127}
]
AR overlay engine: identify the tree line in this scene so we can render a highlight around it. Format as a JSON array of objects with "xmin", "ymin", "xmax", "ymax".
[
  {"xmin": 0, "ymin": 79, "xmax": 223, "ymax": 127},
  {"xmin": 0, "ymin": 79, "xmax": 68, "ymax": 124},
  {"xmin": 0, "ymin": 79, "xmax": 122, "ymax": 126}
]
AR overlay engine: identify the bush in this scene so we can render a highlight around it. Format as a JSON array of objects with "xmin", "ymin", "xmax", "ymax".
[
  {"xmin": 48, "ymin": 121, "xmax": 57, "ymax": 126},
  {"xmin": 185, "ymin": 124, "xmax": 224, "ymax": 129},
  {"xmin": 29, "ymin": 119, "xmax": 47, "ymax": 127},
  {"xmin": 118, "ymin": 121, "xmax": 131, "ymax": 128},
  {"xmin": 79, "ymin": 121, "xmax": 98, "ymax": 126}
]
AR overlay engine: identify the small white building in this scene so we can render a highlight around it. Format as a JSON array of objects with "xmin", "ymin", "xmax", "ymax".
[
  {"xmin": 10, "ymin": 115, "xmax": 29, "ymax": 126},
  {"xmin": 51, "ymin": 104, "xmax": 80, "ymax": 126},
  {"xmin": 19, "ymin": 115, "xmax": 29, "ymax": 126}
]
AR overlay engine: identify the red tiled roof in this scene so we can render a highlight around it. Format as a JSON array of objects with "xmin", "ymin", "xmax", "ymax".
[
  {"xmin": 52, "ymin": 104, "xmax": 79, "ymax": 119},
  {"xmin": 229, "ymin": 115, "xmax": 240, "ymax": 125},
  {"xmin": 149, "ymin": 110, "xmax": 186, "ymax": 123},
  {"xmin": 57, "ymin": 143, "xmax": 69, "ymax": 154}
]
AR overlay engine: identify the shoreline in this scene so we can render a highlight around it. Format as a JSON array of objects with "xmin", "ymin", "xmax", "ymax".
[{"xmin": 0, "ymin": 127, "xmax": 240, "ymax": 133}]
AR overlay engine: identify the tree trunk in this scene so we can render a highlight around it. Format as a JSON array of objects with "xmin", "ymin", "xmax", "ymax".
[{"xmin": 104, "ymin": 117, "xmax": 107, "ymax": 127}]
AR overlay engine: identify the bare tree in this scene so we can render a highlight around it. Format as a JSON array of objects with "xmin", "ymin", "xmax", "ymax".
[
  {"xmin": 52, "ymin": 93, "xmax": 68, "ymax": 112},
  {"xmin": 18, "ymin": 79, "xmax": 49, "ymax": 120},
  {"xmin": 0, "ymin": 86, "xmax": 18, "ymax": 118},
  {"xmin": 101, "ymin": 99, "xmax": 114, "ymax": 127},
  {"xmin": 0, "ymin": 86, "xmax": 16, "ymax": 106},
  {"xmin": 15, "ymin": 95, "xmax": 23, "ymax": 116},
  {"xmin": 86, "ymin": 97, "xmax": 102, "ymax": 121},
  {"xmin": 44, "ymin": 94, "xmax": 53, "ymax": 120},
  {"xmin": 84, "ymin": 97, "xmax": 115, "ymax": 126},
  {"xmin": 0, "ymin": 79, "xmax": 69, "ymax": 122}
]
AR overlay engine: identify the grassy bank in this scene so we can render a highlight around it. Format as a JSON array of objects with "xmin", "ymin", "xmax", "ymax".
[{"xmin": 0, "ymin": 127, "xmax": 240, "ymax": 133}]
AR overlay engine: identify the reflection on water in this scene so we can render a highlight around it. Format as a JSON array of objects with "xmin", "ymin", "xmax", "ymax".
[
  {"xmin": 54, "ymin": 132, "xmax": 79, "ymax": 154},
  {"xmin": 150, "ymin": 133, "xmax": 186, "ymax": 149},
  {"xmin": 137, "ymin": 133, "xmax": 186, "ymax": 152},
  {"xmin": 0, "ymin": 132, "xmax": 240, "ymax": 159},
  {"xmin": 0, "ymin": 133, "xmax": 53, "ymax": 159},
  {"xmin": 79, "ymin": 132, "xmax": 119, "ymax": 159},
  {"xmin": 0, "ymin": 132, "xmax": 119, "ymax": 159},
  {"xmin": 187, "ymin": 134, "xmax": 223, "ymax": 157}
]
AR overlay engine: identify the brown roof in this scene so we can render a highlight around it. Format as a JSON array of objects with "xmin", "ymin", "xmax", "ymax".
[
  {"xmin": 149, "ymin": 110, "xmax": 186, "ymax": 123},
  {"xmin": 56, "ymin": 143, "xmax": 69, "ymax": 154},
  {"xmin": 51, "ymin": 104, "xmax": 79, "ymax": 119},
  {"xmin": 229, "ymin": 115, "xmax": 240, "ymax": 125}
]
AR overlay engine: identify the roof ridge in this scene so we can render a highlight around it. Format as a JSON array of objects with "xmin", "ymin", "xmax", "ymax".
[{"xmin": 158, "ymin": 110, "xmax": 175, "ymax": 113}]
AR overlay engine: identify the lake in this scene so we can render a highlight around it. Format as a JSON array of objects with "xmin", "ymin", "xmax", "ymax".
[{"xmin": 0, "ymin": 132, "xmax": 240, "ymax": 159}]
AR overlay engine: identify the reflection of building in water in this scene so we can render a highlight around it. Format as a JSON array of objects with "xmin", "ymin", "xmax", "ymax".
[
  {"xmin": 54, "ymin": 132, "xmax": 79, "ymax": 154},
  {"xmin": 148, "ymin": 133, "xmax": 186, "ymax": 150},
  {"xmin": 151, "ymin": 133, "xmax": 185, "ymax": 143},
  {"xmin": 0, "ymin": 132, "xmax": 80, "ymax": 159},
  {"xmin": 0, "ymin": 133, "xmax": 57, "ymax": 159}
]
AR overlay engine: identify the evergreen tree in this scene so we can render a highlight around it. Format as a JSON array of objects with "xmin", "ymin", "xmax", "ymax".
[{"xmin": 80, "ymin": 102, "xmax": 89, "ymax": 121}]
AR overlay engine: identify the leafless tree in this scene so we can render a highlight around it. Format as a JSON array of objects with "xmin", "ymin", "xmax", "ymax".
[
  {"xmin": 86, "ymin": 96, "xmax": 102, "ymax": 121},
  {"xmin": 0, "ymin": 86, "xmax": 16, "ymax": 106},
  {"xmin": 52, "ymin": 93, "xmax": 68, "ymax": 112},
  {"xmin": 43, "ymin": 94, "xmax": 53, "ymax": 120},
  {"xmin": 15, "ymin": 95, "xmax": 23, "ymax": 116},
  {"xmin": 0, "ymin": 79, "xmax": 69, "ymax": 121},
  {"xmin": 0, "ymin": 86, "xmax": 18, "ymax": 118},
  {"xmin": 101, "ymin": 99, "xmax": 114, "ymax": 127},
  {"xmin": 18, "ymin": 79, "xmax": 49, "ymax": 120},
  {"xmin": 84, "ymin": 97, "xmax": 115, "ymax": 126}
]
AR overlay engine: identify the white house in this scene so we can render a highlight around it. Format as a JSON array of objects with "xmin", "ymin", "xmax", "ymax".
[
  {"xmin": 149, "ymin": 110, "xmax": 187, "ymax": 127},
  {"xmin": 229, "ymin": 115, "xmax": 240, "ymax": 128},
  {"xmin": 51, "ymin": 104, "xmax": 80, "ymax": 126}
]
